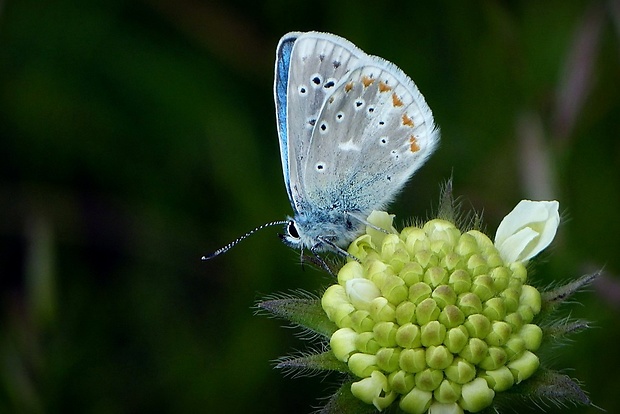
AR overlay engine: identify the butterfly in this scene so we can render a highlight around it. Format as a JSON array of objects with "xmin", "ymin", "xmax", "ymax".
[{"xmin": 204, "ymin": 31, "xmax": 439, "ymax": 265}]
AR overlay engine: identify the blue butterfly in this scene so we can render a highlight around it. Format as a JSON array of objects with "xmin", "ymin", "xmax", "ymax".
[{"xmin": 204, "ymin": 31, "xmax": 439, "ymax": 264}]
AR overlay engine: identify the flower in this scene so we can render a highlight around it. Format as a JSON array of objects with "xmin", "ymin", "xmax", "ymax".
[
  {"xmin": 258, "ymin": 195, "xmax": 595, "ymax": 414},
  {"xmin": 494, "ymin": 200, "xmax": 560, "ymax": 263}
]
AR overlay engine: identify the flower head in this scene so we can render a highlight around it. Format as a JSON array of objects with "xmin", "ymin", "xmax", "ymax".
[
  {"xmin": 322, "ymin": 208, "xmax": 550, "ymax": 413},
  {"xmin": 259, "ymin": 196, "xmax": 594, "ymax": 414}
]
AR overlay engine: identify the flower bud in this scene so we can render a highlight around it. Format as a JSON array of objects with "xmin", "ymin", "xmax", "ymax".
[
  {"xmin": 380, "ymin": 274, "xmax": 409, "ymax": 305},
  {"xmin": 409, "ymin": 282, "xmax": 433, "ymax": 304},
  {"xmin": 482, "ymin": 297, "xmax": 506, "ymax": 321},
  {"xmin": 464, "ymin": 314, "xmax": 491, "ymax": 339},
  {"xmin": 400, "ymin": 348, "xmax": 426, "ymax": 373},
  {"xmin": 400, "ymin": 387, "xmax": 433, "ymax": 414},
  {"xmin": 459, "ymin": 338, "xmax": 488, "ymax": 365},
  {"xmin": 369, "ymin": 296, "xmax": 396, "ymax": 322},
  {"xmin": 337, "ymin": 261, "xmax": 365, "ymax": 284},
  {"xmin": 489, "ymin": 266, "xmax": 510, "ymax": 291},
  {"xmin": 432, "ymin": 285, "xmax": 457, "ymax": 309},
  {"xmin": 479, "ymin": 346, "xmax": 508, "ymax": 371},
  {"xmin": 482, "ymin": 366, "xmax": 514, "ymax": 392},
  {"xmin": 442, "ymin": 252, "xmax": 463, "ymax": 272},
  {"xmin": 519, "ymin": 285, "xmax": 542, "ymax": 314},
  {"xmin": 388, "ymin": 370, "xmax": 415, "ymax": 394},
  {"xmin": 424, "ymin": 219, "xmax": 461, "ymax": 245},
  {"xmin": 457, "ymin": 292, "xmax": 482, "ymax": 316},
  {"xmin": 500, "ymin": 287, "xmax": 521, "ymax": 313},
  {"xmin": 373, "ymin": 321, "xmax": 398, "ymax": 347},
  {"xmin": 415, "ymin": 249, "xmax": 437, "ymax": 269},
  {"xmin": 355, "ymin": 331, "xmax": 381, "ymax": 355},
  {"xmin": 503, "ymin": 312, "xmax": 523, "ymax": 330},
  {"xmin": 416, "ymin": 298, "xmax": 441, "ymax": 325},
  {"xmin": 330, "ymin": 328, "xmax": 358, "ymax": 362},
  {"xmin": 426, "ymin": 345, "xmax": 454, "ymax": 370},
  {"xmin": 346, "ymin": 278, "xmax": 381, "ymax": 311},
  {"xmin": 508, "ymin": 350, "xmax": 540, "ymax": 383},
  {"xmin": 459, "ymin": 377, "xmax": 494, "ymax": 412},
  {"xmin": 381, "ymin": 234, "xmax": 404, "ymax": 260},
  {"xmin": 434, "ymin": 380, "xmax": 463, "ymax": 405},
  {"xmin": 396, "ymin": 301, "xmax": 417, "ymax": 325},
  {"xmin": 444, "ymin": 326, "xmax": 469, "ymax": 354},
  {"xmin": 376, "ymin": 347, "xmax": 401, "ymax": 372},
  {"xmin": 349, "ymin": 310, "xmax": 374, "ymax": 332},
  {"xmin": 348, "ymin": 352, "xmax": 378, "ymax": 378},
  {"xmin": 396, "ymin": 323, "xmax": 422, "ymax": 349},
  {"xmin": 519, "ymin": 323, "xmax": 543, "ymax": 351},
  {"xmin": 421, "ymin": 320, "xmax": 446, "ymax": 347},
  {"xmin": 455, "ymin": 233, "xmax": 478, "ymax": 257},
  {"xmin": 509, "ymin": 262, "xmax": 527, "ymax": 284},
  {"xmin": 503, "ymin": 336, "xmax": 526, "ymax": 361},
  {"xmin": 449, "ymin": 269, "xmax": 472, "ymax": 294},
  {"xmin": 485, "ymin": 321, "xmax": 512, "ymax": 346},
  {"xmin": 445, "ymin": 357, "xmax": 476, "ymax": 384},
  {"xmin": 400, "ymin": 262, "xmax": 424, "ymax": 285},
  {"xmin": 367, "ymin": 210, "xmax": 397, "ymax": 244},
  {"xmin": 415, "ymin": 368, "xmax": 444, "ymax": 391},
  {"xmin": 351, "ymin": 370, "xmax": 397, "ymax": 411},
  {"xmin": 424, "ymin": 266, "xmax": 449, "ymax": 287},
  {"xmin": 439, "ymin": 305, "xmax": 465, "ymax": 329},
  {"xmin": 471, "ymin": 275, "xmax": 495, "ymax": 301},
  {"xmin": 404, "ymin": 227, "xmax": 429, "ymax": 254},
  {"xmin": 467, "ymin": 254, "xmax": 488, "ymax": 277},
  {"xmin": 322, "ymin": 285, "xmax": 354, "ymax": 325}
]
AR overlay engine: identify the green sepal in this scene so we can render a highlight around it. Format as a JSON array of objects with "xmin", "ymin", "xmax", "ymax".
[
  {"xmin": 318, "ymin": 379, "xmax": 378, "ymax": 414},
  {"xmin": 542, "ymin": 318, "xmax": 590, "ymax": 344},
  {"xmin": 484, "ymin": 368, "xmax": 591, "ymax": 412},
  {"xmin": 257, "ymin": 296, "xmax": 338, "ymax": 338},
  {"xmin": 275, "ymin": 350, "xmax": 349, "ymax": 374},
  {"xmin": 540, "ymin": 271, "xmax": 600, "ymax": 316}
]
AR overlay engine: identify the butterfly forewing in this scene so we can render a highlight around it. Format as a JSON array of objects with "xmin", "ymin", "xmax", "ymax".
[{"xmin": 277, "ymin": 32, "xmax": 366, "ymax": 213}]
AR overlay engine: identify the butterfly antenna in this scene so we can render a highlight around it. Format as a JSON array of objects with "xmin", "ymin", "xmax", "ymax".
[{"xmin": 201, "ymin": 220, "xmax": 289, "ymax": 261}]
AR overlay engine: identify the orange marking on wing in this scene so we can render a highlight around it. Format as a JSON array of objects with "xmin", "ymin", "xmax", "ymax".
[
  {"xmin": 378, "ymin": 81, "xmax": 391, "ymax": 92},
  {"xmin": 402, "ymin": 113, "xmax": 414, "ymax": 127},
  {"xmin": 409, "ymin": 135, "xmax": 420, "ymax": 152},
  {"xmin": 392, "ymin": 93, "xmax": 404, "ymax": 107},
  {"xmin": 344, "ymin": 82, "xmax": 354, "ymax": 92},
  {"xmin": 361, "ymin": 76, "xmax": 375, "ymax": 87}
]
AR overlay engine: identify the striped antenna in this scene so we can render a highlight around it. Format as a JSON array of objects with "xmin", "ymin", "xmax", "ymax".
[{"xmin": 202, "ymin": 220, "xmax": 289, "ymax": 260}]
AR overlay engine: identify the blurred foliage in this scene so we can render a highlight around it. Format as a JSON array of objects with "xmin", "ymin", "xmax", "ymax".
[{"xmin": 0, "ymin": 0, "xmax": 618, "ymax": 413}]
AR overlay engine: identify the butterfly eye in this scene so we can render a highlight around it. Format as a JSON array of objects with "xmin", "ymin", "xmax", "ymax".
[{"xmin": 287, "ymin": 220, "xmax": 300, "ymax": 239}]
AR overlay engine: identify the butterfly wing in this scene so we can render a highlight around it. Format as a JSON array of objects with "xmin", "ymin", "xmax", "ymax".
[
  {"xmin": 274, "ymin": 32, "xmax": 366, "ymax": 214},
  {"xmin": 300, "ymin": 39, "xmax": 439, "ymax": 216}
]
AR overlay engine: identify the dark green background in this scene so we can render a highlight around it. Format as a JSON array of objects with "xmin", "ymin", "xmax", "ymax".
[{"xmin": 1, "ymin": 0, "xmax": 618, "ymax": 413}]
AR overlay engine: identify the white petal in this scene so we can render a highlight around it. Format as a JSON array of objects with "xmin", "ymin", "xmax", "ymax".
[{"xmin": 495, "ymin": 200, "xmax": 560, "ymax": 263}]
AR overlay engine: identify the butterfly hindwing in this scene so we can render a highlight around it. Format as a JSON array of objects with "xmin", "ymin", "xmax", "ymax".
[
  {"xmin": 275, "ymin": 32, "xmax": 366, "ymax": 213},
  {"xmin": 301, "ymin": 57, "xmax": 438, "ymax": 216}
]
